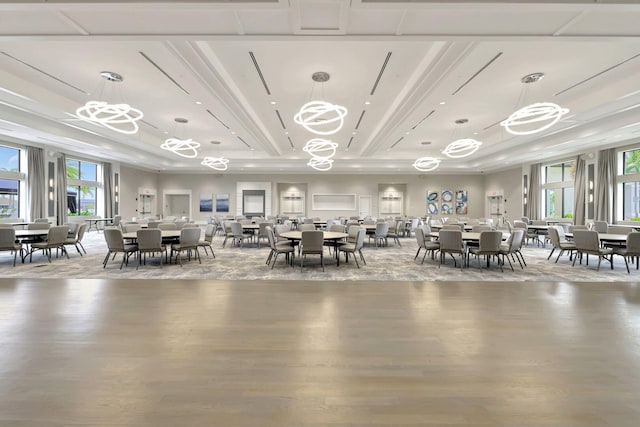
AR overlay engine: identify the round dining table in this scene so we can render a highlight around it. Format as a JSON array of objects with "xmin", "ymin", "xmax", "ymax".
[{"xmin": 279, "ymin": 230, "xmax": 348, "ymax": 266}]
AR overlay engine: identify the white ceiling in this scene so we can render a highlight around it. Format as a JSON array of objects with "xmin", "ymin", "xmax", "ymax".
[{"xmin": 0, "ymin": 0, "xmax": 639, "ymax": 174}]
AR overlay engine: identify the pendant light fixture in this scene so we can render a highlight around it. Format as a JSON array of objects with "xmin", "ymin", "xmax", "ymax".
[
  {"xmin": 75, "ymin": 71, "xmax": 143, "ymax": 135},
  {"xmin": 202, "ymin": 156, "xmax": 229, "ymax": 171},
  {"xmin": 500, "ymin": 72, "xmax": 569, "ymax": 136},
  {"xmin": 303, "ymin": 138, "xmax": 338, "ymax": 171},
  {"xmin": 160, "ymin": 118, "xmax": 200, "ymax": 158},
  {"xmin": 294, "ymin": 72, "xmax": 347, "ymax": 136},
  {"xmin": 413, "ymin": 157, "xmax": 441, "ymax": 172},
  {"xmin": 442, "ymin": 119, "xmax": 482, "ymax": 159}
]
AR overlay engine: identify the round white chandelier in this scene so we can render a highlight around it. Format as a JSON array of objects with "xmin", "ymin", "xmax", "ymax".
[
  {"xmin": 501, "ymin": 73, "xmax": 569, "ymax": 136},
  {"xmin": 302, "ymin": 138, "xmax": 338, "ymax": 159},
  {"xmin": 500, "ymin": 102, "xmax": 569, "ymax": 136},
  {"xmin": 160, "ymin": 118, "xmax": 200, "ymax": 158},
  {"xmin": 202, "ymin": 156, "xmax": 229, "ymax": 171},
  {"xmin": 294, "ymin": 72, "xmax": 347, "ymax": 136},
  {"xmin": 75, "ymin": 71, "xmax": 143, "ymax": 135},
  {"xmin": 161, "ymin": 138, "xmax": 200, "ymax": 158},
  {"xmin": 442, "ymin": 138, "xmax": 482, "ymax": 158},
  {"xmin": 413, "ymin": 157, "xmax": 441, "ymax": 172},
  {"xmin": 307, "ymin": 156, "xmax": 334, "ymax": 171}
]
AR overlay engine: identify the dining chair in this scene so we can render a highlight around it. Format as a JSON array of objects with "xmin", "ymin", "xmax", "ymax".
[
  {"xmin": 571, "ymin": 230, "xmax": 613, "ymax": 271},
  {"xmin": 437, "ymin": 229, "xmax": 465, "ymax": 270},
  {"xmin": 28, "ymin": 225, "xmax": 69, "ymax": 263},
  {"xmin": 64, "ymin": 222, "xmax": 88, "ymax": 256},
  {"xmin": 297, "ymin": 224, "xmax": 316, "ymax": 232},
  {"xmin": 147, "ymin": 220, "xmax": 162, "ymax": 229},
  {"xmin": 170, "ymin": 227, "xmax": 202, "ymax": 266},
  {"xmin": 256, "ymin": 221, "xmax": 274, "ymax": 248},
  {"xmin": 300, "ymin": 230, "xmax": 324, "ymax": 271},
  {"xmin": 197, "ymin": 224, "xmax": 216, "ymax": 257},
  {"xmin": 103, "ymin": 228, "xmax": 137, "ymax": 269},
  {"xmin": 136, "ymin": 228, "xmax": 167, "ymax": 269},
  {"xmin": 338, "ymin": 228, "xmax": 366, "ymax": 268},
  {"xmin": 547, "ymin": 225, "xmax": 576, "ymax": 263},
  {"xmin": 387, "ymin": 220, "xmax": 403, "ymax": 246},
  {"xmin": 371, "ymin": 222, "xmax": 389, "ymax": 248},
  {"xmin": 265, "ymin": 226, "xmax": 295, "ymax": 269},
  {"xmin": 592, "ymin": 220, "xmax": 608, "ymax": 233},
  {"xmin": 499, "ymin": 229, "xmax": 525, "ymax": 271},
  {"xmin": 0, "ymin": 227, "xmax": 23, "ymax": 266},
  {"xmin": 612, "ymin": 232, "xmax": 640, "ymax": 273},
  {"xmin": 230, "ymin": 221, "xmax": 253, "ymax": 247},
  {"xmin": 414, "ymin": 227, "xmax": 439, "ymax": 264},
  {"xmin": 158, "ymin": 222, "xmax": 178, "ymax": 230},
  {"xmin": 468, "ymin": 231, "xmax": 503, "ymax": 271}
]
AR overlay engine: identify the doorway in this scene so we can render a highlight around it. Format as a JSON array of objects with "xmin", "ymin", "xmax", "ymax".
[{"xmin": 243, "ymin": 190, "xmax": 265, "ymax": 218}]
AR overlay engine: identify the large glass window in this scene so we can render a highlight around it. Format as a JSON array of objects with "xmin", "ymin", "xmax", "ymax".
[
  {"xmin": 66, "ymin": 158, "xmax": 98, "ymax": 216},
  {"xmin": 0, "ymin": 145, "xmax": 21, "ymax": 218},
  {"xmin": 542, "ymin": 160, "xmax": 575, "ymax": 219},
  {"xmin": 621, "ymin": 148, "xmax": 640, "ymax": 220}
]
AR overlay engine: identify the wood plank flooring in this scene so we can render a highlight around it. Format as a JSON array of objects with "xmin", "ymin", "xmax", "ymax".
[{"xmin": 1, "ymin": 278, "xmax": 640, "ymax": 426}]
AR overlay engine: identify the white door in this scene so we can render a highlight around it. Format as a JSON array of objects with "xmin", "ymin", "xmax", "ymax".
[{"xmin": 359, "ymin": 195, "xmax": 371, "ymax": 218}]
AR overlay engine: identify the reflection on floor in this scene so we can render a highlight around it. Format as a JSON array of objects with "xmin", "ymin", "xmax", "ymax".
[{"xmin": 1, "ymin": 278, "xmax": 639, "ymax": 426}]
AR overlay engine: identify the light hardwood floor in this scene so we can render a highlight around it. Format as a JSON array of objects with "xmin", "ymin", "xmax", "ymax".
[{"xmin": 1, "ymin": 278, "xmax": 639, "ymax": 426}]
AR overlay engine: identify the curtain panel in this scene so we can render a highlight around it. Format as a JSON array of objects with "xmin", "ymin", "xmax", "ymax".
[
  {"xmin": 27, "ymin": 147, "xmax": 46, "ymax": 222},
  {"xmin": 573, "ymin": 155, "xmax": 586, "ymax": 225},
  {"xmin": 56, "ymin": 153, "xmax": 68, "ymax": 226},
  {"xmin": 595, "ymin": 148, "xmax": 616, "ymax": 223},
  {"xmin": 103, "ymin": 162, "xmax": 113, "ymax": 219},
  {"xmin": 527, "ymin": 163, "xmax": 541, "ymax": 220}
]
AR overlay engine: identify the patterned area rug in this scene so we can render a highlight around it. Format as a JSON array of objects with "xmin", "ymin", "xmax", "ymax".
[{"xmin": 1, "ymin": 229, "xmax": 638, "ymax": 281}]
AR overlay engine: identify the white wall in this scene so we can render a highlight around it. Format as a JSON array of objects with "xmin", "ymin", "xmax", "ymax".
[
  {"xmin": 147, "ymin": 172, "xmax": 490, "ymax": 220},
  {"xmin": 483, "ymin": 167, "xmax": 523, "ymax": 225},
  {"xmin": 120, "ymin": 165, "xmax": 159, "ymax": 221}
]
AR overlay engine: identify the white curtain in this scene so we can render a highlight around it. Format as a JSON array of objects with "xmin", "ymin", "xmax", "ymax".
[
  {"xmin": 56, "ymin": 153, "xmax": 68, "ymax": 226},
  {"xmin": 103, "ymin": 162, "xmax": 113, "ymax": 219},
  {"xmin": 573, "ymin": 155, "xmax": 586, "ymax": 225},
  {"xmin": 595, "ymin": 148, "xmax": 616, "ymax": 222},
  {"xmin": 527, "ymin": 163, "xmax": 541, "ymax": 220},
  {"xmin": 27, "ymin": 146, "xmax": 46, "ymax": 221}
]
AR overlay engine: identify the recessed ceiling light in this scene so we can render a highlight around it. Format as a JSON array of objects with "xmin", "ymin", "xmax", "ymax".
[
  {"xmin": 231, "ymin": 131, "xmax": 236, "ymax": 135},
  {"xmin": 270, "ymin": 101, "xmax": 276, "ymax": 105},
  {"xmin": 405, "ymin": 131, "xmax": 410, "ymax": 135},
  {"xmin": 195, "ymin": 101, "xmax": 202, "ymax": 105},
  {"xmin": 439, "ymin": 101, "xmax": 446, "ymax": 105},
  {"xmin": 285, "ymin": 131, "xmax": 289, "ymax": 135},
  {"xmin": 352, "ymin": 131, "xmax": 356, "ymax": 135},
  {"xmin": 365, "ymin": 101, "xmax": 371, "ymax": 105},
  {"xmin": 163, "ymin": 131, "xmax": 168, "ymax": 134}
]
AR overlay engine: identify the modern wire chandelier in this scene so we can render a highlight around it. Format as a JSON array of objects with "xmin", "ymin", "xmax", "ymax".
[
  {"xmin": 75, "ymin": 71, "xmax": 143, "ymax": 135},
  {"xmin": 500, "ymin": 72, "xmax": 569, "ymax": 136}
]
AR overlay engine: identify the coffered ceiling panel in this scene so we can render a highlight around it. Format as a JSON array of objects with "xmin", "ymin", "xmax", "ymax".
[{"xmin": 0, "ymin": 0, "xmax": 639, "ymax": 174}]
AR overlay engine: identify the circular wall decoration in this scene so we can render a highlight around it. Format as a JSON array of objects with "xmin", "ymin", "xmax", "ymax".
[
  {"xmin": 427, "ymin": 191, "xmax": 438, "ymax": 202},
  {"xmin": 442, "ymin": 190, "xmax": 453, "ymax": 202}
]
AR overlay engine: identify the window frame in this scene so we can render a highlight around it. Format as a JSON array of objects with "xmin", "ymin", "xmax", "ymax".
[{"xmin": 541, "ymin": 159, "xmax": 576, "ymax": 219}]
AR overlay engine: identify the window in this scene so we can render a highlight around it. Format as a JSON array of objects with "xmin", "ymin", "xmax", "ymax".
[
  {"xmin": 620, "ymin": 148, "xmax": 640, "ymax": 220},
  {"xmin": 0, "ymin": 145, "xmax": 21, "ymax": 219},
  {"xmin": 542, "ymin": 160, "xmax": 575, "ymax": 219},
  {"xmin": 66, "ymin": 158, "xmax": 99, "ymax": 216}
]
